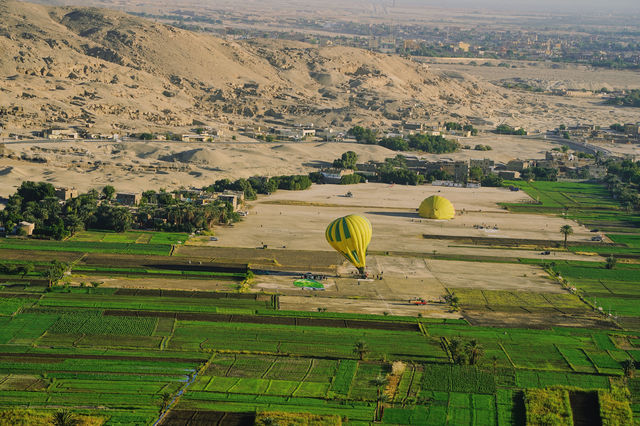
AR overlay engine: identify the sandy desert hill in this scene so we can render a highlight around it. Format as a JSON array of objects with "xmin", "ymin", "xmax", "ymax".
[{"xmin": 0, "ymin": 0, "xmax": 513, "ymax": 134}]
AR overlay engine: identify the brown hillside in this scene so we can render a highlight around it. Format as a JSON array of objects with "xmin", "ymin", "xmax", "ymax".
[{"xmin": 0, "ymin": 0, "xmax": 511, "ymax": 133}]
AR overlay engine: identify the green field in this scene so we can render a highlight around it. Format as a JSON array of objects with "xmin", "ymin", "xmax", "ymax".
[
  {"xmin": 69, "ymin": 230, "xmax": 189, "ymax": 245},
  {"xmin": 552, "ymin": 261, "xmax": 640, "ymax": 322},
  {"xmin": 0, "ymin": 212, "xmax": 638, "ymax": 424},
  {"xmin": 0, "ymin": 283, "xmax": 636, "ymax": 425},
  {"xmin": 503, "ymin": 181, "xmax": 640, "ymax": 231},
  {"xmin": 504, "ymin": 181, "xmax": 618, "ymax": 209},
  {"xmin": 0, "ymin": 230, "xmax": 190, "ymax": 256}
]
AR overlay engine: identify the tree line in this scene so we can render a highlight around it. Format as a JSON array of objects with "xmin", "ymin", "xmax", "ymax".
[
  {"xmin": 605, "ymin": 159, "xmax": 640, "ymax": 211},
  {"xmin": 205, "ymin": 175, "xmax": 313, "ymax": 200},
  {"xmin": 348, "ymin": 126, "xmax": 460, "ymax": 154},
  {"xmin": 0, "ymin": 181, "xmax": 239, "ymax": 239},
  {"xmin": 605, "ymin": 90, "xmax": 640, "ymax": 108}
]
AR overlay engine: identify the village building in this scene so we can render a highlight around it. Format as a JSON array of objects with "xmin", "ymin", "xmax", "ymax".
[
  {"xmin": 18, "ymin": 221, "xmax": 35, "ymax": 236},
  {"xmin": 320, "ymin": 168, "xmax": 355, "ymax": 184},
  {"xmin": 624, "ymin": 123, "xmax": 640, "ymax": 137},
  {"xmin": 498, "ymin": 170, "xmax": 521, "ymax": 180},
  {"xmin": 55, "ymin": 187, "xmax": 79, "ymax": 201},
  {"xmin": 469, "ymin": 159, "xmax": 495, "ymax": 175},
  {"xmin": 115, "ymin": 192, "xmax": 142, "ymax": 206},
  {"xmin": 218, "ymin": 190, "xmax": 245, "ymax": 211},
  {"xmin": 506, "ymin": 160, "xmax": 531, "ymax": 172},
  {"xmin": 45, "ymin": 129, "xmax": 79, "ymax": 140},
  {"xmin": 182, "ymin": 134, "xmax": 212, "ymax": 142}
]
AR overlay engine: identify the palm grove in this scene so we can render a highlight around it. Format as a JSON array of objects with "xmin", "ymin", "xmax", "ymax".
[{"xmin": 0, "ymin": 181, "xmax": 239, "ymax": 239}]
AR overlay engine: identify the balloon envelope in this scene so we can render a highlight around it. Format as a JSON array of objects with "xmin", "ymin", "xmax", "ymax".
[
  {"xmin": 418, "ymin": 195, "xmax": 455, "ymax": 220},
  {"xmin": 325, "ymin": 215, "xmax": 372, "ymax": 273}
]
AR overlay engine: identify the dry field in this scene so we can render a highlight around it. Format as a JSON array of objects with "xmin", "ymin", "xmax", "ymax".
[
  {"xmin": 211, "ymin": 183, "xmax": 597, "ymax": 256},
  {"xmin": 265, "ymin": 255, "xmax": 562, "ymax": 317}
]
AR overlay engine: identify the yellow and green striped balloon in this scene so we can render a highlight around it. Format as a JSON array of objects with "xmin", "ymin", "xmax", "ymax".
[{"xmin": 325, "ymin": 214, "xmax": 372, "ymax": 274}]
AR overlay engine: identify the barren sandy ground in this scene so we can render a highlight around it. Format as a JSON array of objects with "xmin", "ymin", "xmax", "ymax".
[
  {"xmin": 209, "ymin": 183, "xmax": 597, "ymax": 255},
  {"xmin": 0, "ymin": 134, "xmax": 571, "ymax": 198},
  {"xmin": 0, "ymin": 141, "xmax": 396, "ymax": 197}
]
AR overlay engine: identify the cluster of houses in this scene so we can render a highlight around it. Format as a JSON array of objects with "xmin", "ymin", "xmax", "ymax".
[
  {"xmin": 240, "ymin": 124, "xmax": 319, "ymax": 141},
  {"xmin": 551, "ymin": 123, "xmax": 640, "ymax": 145},
  {"xmin": 321, "ymin": 151, "xmax": 607, "ymax": 185},
  {"xmin": 40, "ymin": 127, "xmax": 225, "ymax": 142},
  {"xmin": 37, "ymin": 119, "xmax": 479, "ymax": 144},
  {"xmin": 112, "ymin": 190, "xmax": 245, "ymax": 211}
]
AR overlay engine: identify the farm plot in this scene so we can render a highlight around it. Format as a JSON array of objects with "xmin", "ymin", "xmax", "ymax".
[
  {"xmin": 0, "ymin": 281, "xmax": 636, "ymax": 424},
  {"xmin": 70, "ymin": 230, "xmax": 189, "ymax": 245},
  {"xmin": 419, "ymin": 364, "xmax": 496, "ymax": 394},
  {"xmin": 553, "ymin": 262, "xmax": 640, "ymax": 320},
  {"xmin": 503, "ymin": 181, "xmax": 640, "ymax": 231},
  {"xmin": 349, "ymin": 363, "xmax": 387, "ymax": 400},
  {"xmin": 47, "ymin": 313, "xmax": 157, "ymax": 336},
  {"xmin": 178, "ymin": 393, "xmax": 377, "ymax": 422},
  {"xmin": 505, "ymin": 181, "xmax": 617, "ymax": 210},
  {"xmin": 0, "ymin": 238, "xmax": 175, "ymax": 256},
  {"xmin": 329, "ymin": 360, "xmax": 358, "ymax": 397},
  {"xmin": 176, "ymin": 245, "xmax": 342, "ymax": 273},
  {"xmin": 0, "ymin": 297, "xmax": 34, "ymax": 316},
  {"xmin": 383, "ymin": 392, "xmax": 496, "ymax": 425},
  {"xmin": 0, "ymin": 313, "xmax": 59, "ymax": 344},
  {"xmin": 37, "ymin": 292, "xmax": 270, "ymax": 314},
  {"xmin": 450, "ymin": 288, "xmax": 588, "ymax": 313},
  {"xmin": 515, "ymin": 370, "xmax": 610, "ymax": 389},
  {"xmin": 427, "ymin": 324, "xmax": 626, "ymax": 375},
  {"xmin": 169, "ymin": 321, "xmax": 447, "ymax": 361}
]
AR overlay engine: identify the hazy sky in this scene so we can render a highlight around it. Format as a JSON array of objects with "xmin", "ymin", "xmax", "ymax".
[
  {"xmin": 401, "ymin": 0, "xmax": 640, "ymax": 14},
  {"xmin": 30, "ymin": 0, "xmax": 640, "ymax": 16}
]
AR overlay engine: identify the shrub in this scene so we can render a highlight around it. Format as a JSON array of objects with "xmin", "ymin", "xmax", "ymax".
[
  {"xmin": 256, "ymin": 411, "xmax": 341, "ymax": 426},
  {"xmin": 524, "ymin": 387, "xmax": 573, "ymax": 426},
  {"xmin": 340, "ymin": 174, "xmax": 364, "ymax": 185},
  {"xmin": 599, "ymin": 385, "xmax": 633, "ymax": 426}
]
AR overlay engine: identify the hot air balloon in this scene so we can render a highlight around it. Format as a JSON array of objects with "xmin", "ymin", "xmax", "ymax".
[
  {"xmin": 418, "ymin": 195, "xmax": 455, "ymax": 220},
  {"xmin": 325, "ymin": 215, "xmax": 372, "ymax": 275}
]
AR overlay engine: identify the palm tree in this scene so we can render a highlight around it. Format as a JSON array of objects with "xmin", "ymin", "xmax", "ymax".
[
  {"xmin": 465, "ymin": 339, "xmax": 485, "ymax": 365},
  {"xmin": 161, "ymin": 391, "xmax": 172, "ymax": 410},
  {"xmin": 448, "ymin": 337, "xmax": 467, "ymax": 365},
  {"xmin": 560, "ymin": 225, "xmax": 573, "ymax": 249},
  {"xmin": 622, "ymin": 360, "xmax": 636, "ymax": 378},
  {"xmin": 53, "ymin": 410, "xmax": 77, "ymax": 426},
  {"xmin": 372, "ymin": 375, "xmax": 388, "ymax": 388},
  {"xmin": 354, "ymin": 340, "xmax": 369, "ymax": 361}
]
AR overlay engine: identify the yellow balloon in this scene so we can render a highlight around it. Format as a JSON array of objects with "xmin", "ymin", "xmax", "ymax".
[
  {"xmin": 418, "ymin": 195, "xmax": 455, "ymax": 220},
  {"xmin": 325, "ymin": 214, "xmax": 372, "ymax": 274}
]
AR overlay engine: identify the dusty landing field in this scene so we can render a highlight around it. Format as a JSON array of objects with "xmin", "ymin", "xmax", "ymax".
[
  {"xmin": 211, "ymin": 183, "xmax": 596, "ymax": 256},
  {"xmin": 368, "ymin": 257, "xmax": 561, "ymax": 293},
  {"xmin": 262, "ymin": 254, "xmax": 562, "ymax": 317}
]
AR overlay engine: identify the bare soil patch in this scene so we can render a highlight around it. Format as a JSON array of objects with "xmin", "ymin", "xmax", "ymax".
[{"xmin": 462, "ymin": 311, "xmax": 618, "ymax": 330}]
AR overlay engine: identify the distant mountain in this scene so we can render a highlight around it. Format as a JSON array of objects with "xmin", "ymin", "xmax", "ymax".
[{"xmin": 0, "ymin": 0, "xmax": 510, "ymax": 133}]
